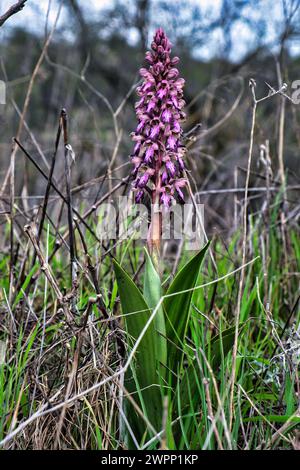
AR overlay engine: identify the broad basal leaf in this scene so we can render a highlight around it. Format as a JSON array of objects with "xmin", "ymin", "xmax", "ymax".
[
  {"xmin": 113, "ymin": 259, "xmax": 163, "ymax": 446},
  {"xmin": 163, "ymin": 241, "xmax": 210, "ymax": 379},
  {"xmin": 143, "ymin": 248, "xmax": 167, "ymax": 376}
]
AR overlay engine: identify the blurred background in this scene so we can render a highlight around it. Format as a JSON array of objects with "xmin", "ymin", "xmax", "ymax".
[{"xmin": 0, "ymin": 0, "xmax": 300, "ymax": 236}]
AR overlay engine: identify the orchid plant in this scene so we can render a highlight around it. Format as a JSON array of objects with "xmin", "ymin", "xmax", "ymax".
[
  {"xmin": 112, "ymin": 29, "xmax": 232, "ymax": 449},
  {"xmin": 131, "ymin": 28, "xmax": 186, "ymax": 207},
  {"xmin": 131, "ymin": 28, "xmax": 187, "ymax": 256}
]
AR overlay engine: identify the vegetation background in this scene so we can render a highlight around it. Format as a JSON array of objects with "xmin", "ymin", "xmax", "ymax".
[{"xmin": 0, "ymin": 0, "xmax": 299, "ymax": 450}]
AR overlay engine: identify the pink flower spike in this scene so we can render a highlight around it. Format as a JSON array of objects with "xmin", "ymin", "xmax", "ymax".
[{"xmin": 131, "ymin": 28, "xmax": 187, "ymax": 212}]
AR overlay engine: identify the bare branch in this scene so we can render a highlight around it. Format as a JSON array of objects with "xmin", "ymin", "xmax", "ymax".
[{"xmin": 0, "ymin": 0, "xmax": 27, "ymax": 28}]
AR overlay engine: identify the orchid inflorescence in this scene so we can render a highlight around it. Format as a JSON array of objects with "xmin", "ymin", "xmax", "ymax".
[{"xmin": 131, "ymin": 28, "xmax": 187, "ymax": 208}]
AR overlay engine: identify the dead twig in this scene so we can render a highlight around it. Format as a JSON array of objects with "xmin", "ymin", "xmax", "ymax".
[
  {"xmin": 61, "ymin": 109, "xmax": 78, "ymax": 314},
  {"xmin": 0, "ymin": 0, "xmax": 27, "ymax": 28}
]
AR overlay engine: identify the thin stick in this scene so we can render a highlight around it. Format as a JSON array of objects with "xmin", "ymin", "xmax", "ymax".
[
  {"xmin": 61, "ymin": 109, "xmax": 78, "ymax": 313},
  {"xmin": 276, "ymin": 61, "xmax": 287, "ymax": 200},
  {"xmin": 229, "ymin": 82, "xmax": 257, "ymax": 430},
  {"xmin": 203, "ymin": 378, "xmax": 224, "ymax": 450},
  {"xmin": 38, "ymin": 111, "xmax": 62, "ymax": 240},
  {"xmin": 8, "ymin": 140, "xmax": 15, "ymax": 302}
]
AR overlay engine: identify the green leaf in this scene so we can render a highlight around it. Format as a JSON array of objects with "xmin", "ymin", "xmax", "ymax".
[
  {"xmin": 113, "ymin": 259, "xmax": 163, "ymax": 446},
  {"xmin": 143, "ymin": 249, "xmax": 167, "ymax": 375},
  {"xmin": 164, "ymin": 241, "xmax": 210, "ymax": 375}
]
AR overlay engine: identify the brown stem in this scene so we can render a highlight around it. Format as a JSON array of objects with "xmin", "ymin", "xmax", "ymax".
[{"xmin": 147, "ymin": 154, "xmax": 162, "ymax": 270}]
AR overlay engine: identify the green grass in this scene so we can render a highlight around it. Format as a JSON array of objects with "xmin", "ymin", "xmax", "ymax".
[{"xmin": 0, "ymin": 208, "xmax": 299, "ymax": 450}]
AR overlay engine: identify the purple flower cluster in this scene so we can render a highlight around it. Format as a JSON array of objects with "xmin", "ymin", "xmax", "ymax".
[{"xmin": 131, "ymin": 28, "xmax": 187, "ymax": 208}]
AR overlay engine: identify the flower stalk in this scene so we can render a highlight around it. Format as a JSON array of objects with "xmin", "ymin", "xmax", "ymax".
[{"xmin": 131, "ymin": 28, "xmax": 187, "ymax": 258}]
